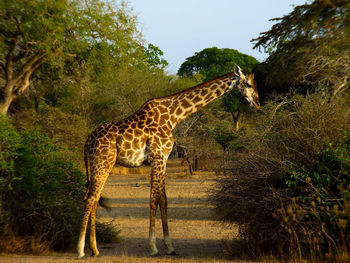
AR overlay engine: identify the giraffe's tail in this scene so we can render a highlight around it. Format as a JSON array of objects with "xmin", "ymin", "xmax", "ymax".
[
  {"xmin": 83, "ymin": 139, "xmax": 91, "ymax": 201},
  {"xmin": 84, "ymin": 181, "xmax": 112, "ymax": 212},
  {"xmin": 98, "ymin": 196, "xmax": 112, "ymax": 211}
]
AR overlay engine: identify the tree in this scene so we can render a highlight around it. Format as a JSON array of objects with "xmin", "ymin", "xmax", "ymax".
[
  {"xmin": 221, "ymin": 89, "xmax": 248, "ymax": 131},
  {"xmin": 143, "ymin": 44, "xmax": 168, "ymax": 72},
  {"xmin": 178, "ymin": 47, "xmax": 259, "ymax": 130},
  {"xmin": 178, "ymin": 47, "xmax": 259, "ymax": 81},
  {"xmin": 0, "ymin": 0, "xmax": 142, "ymax": 115},
  {"xmin": 252, "ymin": 0, "xmax": 350, "ymax": 96},
  {"xmin": 210, "ymin": 123, "xmax": 240, "ymax": 174}
]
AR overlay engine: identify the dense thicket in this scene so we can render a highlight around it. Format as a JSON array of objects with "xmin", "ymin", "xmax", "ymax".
[
  {"xmin": 0, "ymin": 115, "xmax": 85, "ymax": 251},
  {"xmin": 210, "ymin": 93, "xmax": 350, "ymax": 259}
]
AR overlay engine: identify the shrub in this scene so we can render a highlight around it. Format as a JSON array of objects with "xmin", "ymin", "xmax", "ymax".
[
  {"xmin": 0, "ymin": 115, "xmax": 22, "ymax": 252},
  {"xmin": 12, "ymin": 107, "xmax": 90, "ymax": 160},
  {"xmin": 0, "ymin": 123, "xmax": 86, "ymax": 251},
  {"xmin": 0, "ymin": 115, "xmax": 21, "ymax": 191},
  {"xmin": 278, "ymin": 137, "xmax": 349, "ymax": 258},
  {"xmin": 209, "ymin": 92, "xmax": 350, "ymax": 260}
]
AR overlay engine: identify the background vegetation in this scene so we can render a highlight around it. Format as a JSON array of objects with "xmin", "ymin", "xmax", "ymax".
[
  {"xmin": 210, "ymin": 0, "xmax": 350, "ymax": 261},
  {"xmin": 0, "ymin": 0, "xmax": 348, "ymax": 261},
  {"xmin": 210, "ymin": 93, "xmax": 349, "ymax": 260}
]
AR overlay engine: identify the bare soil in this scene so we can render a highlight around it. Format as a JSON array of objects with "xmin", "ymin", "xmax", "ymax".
[{"xmin": 0, "ymin": 172, "xmax": 252, "ymax": 263}]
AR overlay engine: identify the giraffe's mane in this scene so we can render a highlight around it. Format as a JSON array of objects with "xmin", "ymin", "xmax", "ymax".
[{"xmin": 155, "ymin": 71, "xmax": 237, "ymax": 101}]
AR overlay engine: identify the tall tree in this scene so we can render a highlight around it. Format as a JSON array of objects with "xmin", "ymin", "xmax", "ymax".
[
  {"xmin": 0, "ymin": 0, "xmax": 142, "ymax": 115},
  {"xmin": 178, "ymin": 47, "xmax": 258, "ymax": 81},
  {"xmin": 252, "ymin": 0, "xmax": 350, "ymax": 95}
]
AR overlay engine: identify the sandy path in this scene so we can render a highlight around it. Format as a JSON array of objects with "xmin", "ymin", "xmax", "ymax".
[{"xmin": 0, "ymin": 173, "xmax": 243, "ymax": 263}]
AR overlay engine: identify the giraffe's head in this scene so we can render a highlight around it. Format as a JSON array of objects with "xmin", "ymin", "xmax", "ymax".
[{"xmin": 232, "ymin": 65, "xmax": 260, "ymax": 109}]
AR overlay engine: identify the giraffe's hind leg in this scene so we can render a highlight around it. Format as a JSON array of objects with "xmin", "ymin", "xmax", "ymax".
[
  {"xmin": 89, "ymin": 200, "xmax": 99, "ymax": 256},
  {"xmin": 77, "ymin": 143, "xmax": 116, "ymax": 258},
  {"xmin": 77, "ymin": 168, "xmax": 114, "ymax": 258},
  {"xmin": 77, "ymin": 197, "xmax": 95, "ymax": 258}
]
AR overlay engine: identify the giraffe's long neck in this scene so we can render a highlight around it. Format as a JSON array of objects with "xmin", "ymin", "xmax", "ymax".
[{"xmin": 153, "ymin": 72, "xmax": 238, "ymax": 129}]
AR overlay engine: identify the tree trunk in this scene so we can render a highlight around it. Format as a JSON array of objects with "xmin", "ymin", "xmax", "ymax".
[
  {"xmin": 184, "ymin": 156, "xmax": 193, "ymax": 175},
  {"xmin": 0, "ymin": 52, "xmax": 45, "ymax": 115},
  {"xmin": 0, "ymin": 83, "xmax": 16, "ymax": 115},
  {"xmin": 231, "ymin": 110, "xmax": 241, "ymax": 132}
]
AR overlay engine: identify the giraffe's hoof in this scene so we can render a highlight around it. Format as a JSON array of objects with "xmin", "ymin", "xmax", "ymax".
[
  {"xmin": 77, "ymin": 255, "xmax": 86, "ymax": 260},
  {"xmin": 167, "ymin": 250, "xmax": 178, "ymax": 256},
  {"xmin": 92, "ymin": 253, "xmax": 100, "ymax": 257},
  {"xmin": 149, "ymin": 251, "xmax": 160, "ymax": 257}
]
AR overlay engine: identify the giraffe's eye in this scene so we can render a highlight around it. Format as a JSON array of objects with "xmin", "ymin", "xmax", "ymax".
[{"xmin": 246, "ymin": 83, "xmax": 252, "ymax": 88}]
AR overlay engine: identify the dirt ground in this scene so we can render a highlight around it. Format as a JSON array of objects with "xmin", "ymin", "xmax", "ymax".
[{"xmin": 0, "ymin": 173, "xmax": 254, "ymax": 263}]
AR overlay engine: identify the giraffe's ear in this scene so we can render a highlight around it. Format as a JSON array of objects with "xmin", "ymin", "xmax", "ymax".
[{"xmin": 233, "ymin": 64, "xmax": 243, "ymax": 76}]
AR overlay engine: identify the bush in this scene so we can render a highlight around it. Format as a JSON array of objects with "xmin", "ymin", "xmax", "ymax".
[
  {"xmin": 209, "ymin": 92, "xmax": 350, "ymax": 260},
  {"xmin": 0, "ymin": 119, "xmax": 86, "ymax": 252},
  {"xmin": 0, "ymin": 115, "xmax": 22, "ymax": 251},
  {"xmin": 12, "ymin": 107, "xmax": 90, "ymax": 160},
  {"xmin": 0, "ymin": 115, "xmax": 21, "ymax": 190},
  {"xmin": 278, "ymin": 137, "xmax": 349, "ymax": 259}
]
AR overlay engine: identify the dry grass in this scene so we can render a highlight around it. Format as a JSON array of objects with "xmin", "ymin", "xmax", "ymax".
[{"xmin": 0, "ymin": 229, "xmax": 51, "ymax": 256}]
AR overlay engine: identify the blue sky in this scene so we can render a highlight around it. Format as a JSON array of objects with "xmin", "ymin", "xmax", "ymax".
[{"xmin": 127, "ymin": 0, "xmax": 307, "ymax": 74}]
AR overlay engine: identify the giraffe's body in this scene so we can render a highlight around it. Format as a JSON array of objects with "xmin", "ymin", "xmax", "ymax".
[{"xmin": 77, "ymin": 65, "xmax": 260, "ymax": 258}]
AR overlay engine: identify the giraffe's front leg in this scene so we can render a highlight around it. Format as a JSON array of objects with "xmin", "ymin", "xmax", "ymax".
[
  {"xmin": 159, "ymin": 186, "xmax": 176, "ymax": 255},
  {"xmin": 148, "ymin": 157, "xmax": 167, "ymax": 256},
  {"xmin": 149, "ymin": 187, "xmax": 159, "ymax": 256}
]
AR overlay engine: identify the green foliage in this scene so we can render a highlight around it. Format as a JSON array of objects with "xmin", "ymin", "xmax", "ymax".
[
  {"xmin": 279, "ymin": 137, "xmax": 350, "ymax": 257},
  {"xmin": 0, "ymin": 120, "xmax": 87, "ymax": 251},
  {"xmin": 13, "ymin": 108, "xmax": 90, "ymax": 158},
  {"xmin": 1, "ymin": 0, "xmax": 168, "ymax": 115},
  {"xmin": 0, "ymin": 114, "xmax": 21, "ymax": 180},
  {"xmin": 209, "ymin": 92, "xmax": 350, "ymax": 260},
  {"xmin": 253, "ymin": 0, "xmax": 350, "ymax": 53},
  {"xmin": 178, "ymin": 47, "xmax": 259, "ymax": 81},
  {"xmin": 221, "ymin": 88, "xmax": 247, "ymax": 113},
  {"xmin": 0, "ymin": 0, "xmax": 142, "ymax": 64},
  {"xmin": 210, "ymin": 123, "xmax": 240, "ymax": 152},
  {"xmin": 143, "ymin": 44, "xmax": 169, "ymax": 71}
]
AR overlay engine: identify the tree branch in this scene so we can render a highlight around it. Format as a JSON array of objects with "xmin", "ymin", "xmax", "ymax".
[
  {"xmin": 14, "ymin": 55, "xmax": 46, "ymax": 95},
  {"xmin": 0, "ymin": 61, "xmax": 5, "ymax": 75},
  {"xmin": 5, "ymin": 39, "xmax": 17, "ymax": 81},
  {"xmin": 13, "ymin": 53, "xmax": 44, "ymax": 83}
]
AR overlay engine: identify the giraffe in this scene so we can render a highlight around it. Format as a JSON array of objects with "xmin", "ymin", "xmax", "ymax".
[{"xmin": 77, "ymin": 64, "xmax": 260, "ymax": 258}]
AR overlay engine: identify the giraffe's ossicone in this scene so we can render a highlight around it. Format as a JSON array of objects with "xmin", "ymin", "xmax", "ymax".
[{"xmin": 77, "ymin": 65, "xmax": 260, "ymax": 258}]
